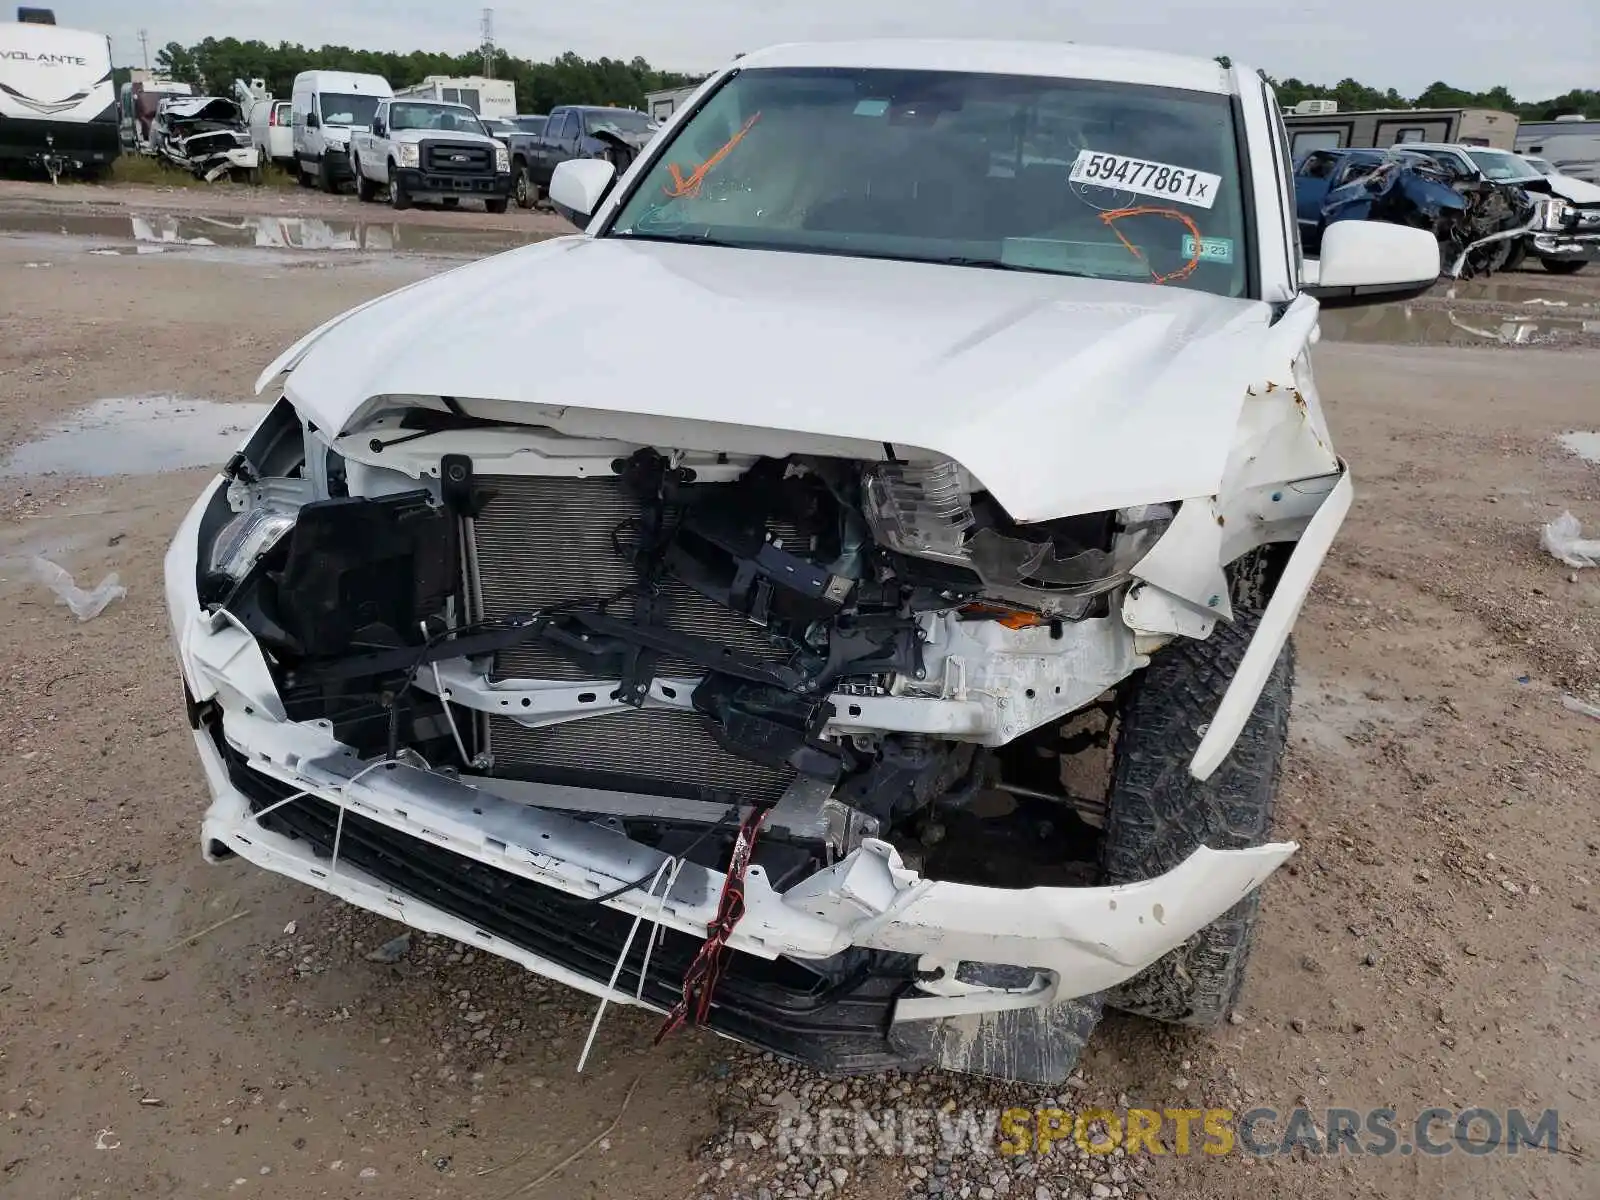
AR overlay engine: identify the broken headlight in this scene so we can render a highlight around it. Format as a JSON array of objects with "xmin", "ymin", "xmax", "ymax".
[
  {"xmin": 861, "ymin": 460, "xmax": 974, "ymax": 565},
  {"xmin": 860, "ymin": 460, "xmax": 1173, "ymax": 612},
  {"xmin": 208, "ymin": 505, "xmax": 296, "ymax": 583}
]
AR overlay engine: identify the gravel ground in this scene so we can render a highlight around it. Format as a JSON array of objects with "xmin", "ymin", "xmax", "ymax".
[{"xmin": 1, "ymin": 182, "xmax": 1596, "ymax": 1200}]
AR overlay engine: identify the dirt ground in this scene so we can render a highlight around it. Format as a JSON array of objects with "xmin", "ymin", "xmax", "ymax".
[{"xmin": 1, "ymin": 183, "xmax": 1596, "ymax": 1200}]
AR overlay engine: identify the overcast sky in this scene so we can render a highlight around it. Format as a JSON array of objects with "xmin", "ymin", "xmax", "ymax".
[{"xmin": 76, "ymin": 0, "xmax": 1594, "ymax": 101}]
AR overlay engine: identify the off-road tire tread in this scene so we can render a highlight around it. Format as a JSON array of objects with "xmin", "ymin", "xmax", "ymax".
[{"xmin": 1101, "ymin": 615, "xmax": 1294, "ymax": 1026}]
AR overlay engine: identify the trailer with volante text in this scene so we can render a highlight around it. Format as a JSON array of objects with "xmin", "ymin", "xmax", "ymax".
[{"xmin": 0, "ymin": 12, "xmax": 119, "ymax": 178}]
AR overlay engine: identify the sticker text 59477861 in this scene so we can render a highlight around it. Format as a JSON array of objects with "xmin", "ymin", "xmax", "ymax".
[{"xmin": 1069, "ymin": 150, "xmax": 1222, "ymax": 210}]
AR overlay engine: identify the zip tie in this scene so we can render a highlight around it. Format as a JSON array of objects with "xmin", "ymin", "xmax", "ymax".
[
  {"xmin": 576, "ymin": 856, "xmax": 679, "ymax": 1074},
  {"xmin": 636, "ymin": 856, "xmax": 687, "ymax": 1002},
  {"xmin": 328, "ymin": 757, "xmax": 416, "ymax": 881}
]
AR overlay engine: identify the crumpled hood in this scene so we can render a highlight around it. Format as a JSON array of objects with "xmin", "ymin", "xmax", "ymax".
[
  {"xmin": 1544, "ymin": 172, "xmax": 1600, "ymax": 206},
  {"xmin": 164, "ymin": 96, "xmax": 244, "ymax": 124},
  {"xmin": 268, "ymin": 236, "xmax": 1286, "ymax": 521}
]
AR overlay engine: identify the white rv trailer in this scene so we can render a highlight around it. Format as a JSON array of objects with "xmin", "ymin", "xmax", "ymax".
[
  {"xmin": 393, "ymin": 75, "xmax": 515, "ymax": 119},
  {"xmin": 0, "ymin": 12, "xmax": 118, "ymax": 176}
]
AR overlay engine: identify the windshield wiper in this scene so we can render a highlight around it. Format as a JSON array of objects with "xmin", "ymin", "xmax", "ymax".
[
  {"xmin": 614, "ymin": 229, "xmax": 744, "ymax": 248},
  {"xmin": 934, "ymin": 256, "xmax": 1073, "ymax": 275}
]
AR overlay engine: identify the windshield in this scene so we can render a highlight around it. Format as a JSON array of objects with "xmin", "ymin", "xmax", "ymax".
[
  {"xmin": 389, "ymin": 102, "xmax": 486, "ymax": 135},
  {"xmin": 586, "ymin": 108, "xmax": 658, "ymax": 136},
  {"xmin": 319, "ymin": 93, "xmax": 382, "ymax": 127},
  {"xmin": 608, "ymin": 68, "xmax": 1250, "ymax": 296},
  {"xmin": 1466, "ymin": 149, "xmax": 1541, "ymax": 182},
  {"xmin": 515, "ymin": 116, "xmax": 547, "ymax": 134}
]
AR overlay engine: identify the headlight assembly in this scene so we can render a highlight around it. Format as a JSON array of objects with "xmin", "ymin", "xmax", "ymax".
[
  {"xmin": 396, "ymin": 142, "xmax": 420, "ymax": 169},
  {"xmin": 861, "ymin": 459, "xmax": 1173, "ymax": 613},
  {"xmin": 208, "ymin": 506, "xmax": 296, "ymax": 584},
  {"xmin": 495, "ymin": 146, "xmax": 511, "ymax": 174}
]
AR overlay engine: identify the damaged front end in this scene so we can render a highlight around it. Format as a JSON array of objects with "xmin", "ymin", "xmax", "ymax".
[
  {"xmin": 168, "ymin": 390, "xmax": 1322, "ymax": 1079},
  {"xmin": 156, "ymin": 97, "xmax": 260, "ymax": 182},
  {"xmin": 1313, "ymin": 151, "xmax": 1538, "ymax": 279}
]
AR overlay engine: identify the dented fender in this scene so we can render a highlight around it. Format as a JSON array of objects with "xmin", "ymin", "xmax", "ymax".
[{"xmin": 1191, "ymin": 465, "xmax": 1352, "ymax": 779}]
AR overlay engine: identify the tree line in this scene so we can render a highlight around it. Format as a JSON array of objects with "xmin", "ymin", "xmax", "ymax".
[
  {"xmin": 129, "ymin": 37, "xmax": 1595, "ymax": 124},
  {"xmin": 1213, "ymin": 57, "xmax": 1595, "ymax": 121},
  {"xmin": 140, "ymin": 38, "xmax": 701, "ymax": 113}
]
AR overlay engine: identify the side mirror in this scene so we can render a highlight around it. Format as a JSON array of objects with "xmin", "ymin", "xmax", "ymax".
[
  {"xmin": 373, "ymin": 119, "xmax": 385, "ymax": 138},
  {"xmin": 549, "ymin": 158, "xmax": 616, "ymax": 227},
  {"xmin": 1302, "ymin": 221, "xmax": 1439, "ymax": 308},
  {"xmin": 305, "ymin": 111, "xmax": 320, "ymax": 130}
]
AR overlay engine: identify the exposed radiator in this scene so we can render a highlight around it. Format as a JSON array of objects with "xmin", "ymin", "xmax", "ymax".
[
  {"xmin": 487, "ymin": 711, "xmax": 791, "ymax": 802},
  {"xmin": 470, "ymin": 475, "xmax": 795, "ymax": 801}
]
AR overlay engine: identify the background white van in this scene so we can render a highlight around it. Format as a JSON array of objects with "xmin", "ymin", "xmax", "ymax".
[{"xmin": 291, "ymin": 70, "xmax": 392, "ymax": 192}]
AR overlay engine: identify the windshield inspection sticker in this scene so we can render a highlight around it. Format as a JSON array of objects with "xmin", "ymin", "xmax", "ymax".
[
  {"xmin": 1182, "ymin": 234, "xmax": 1235, "ymax": 264},
  {"xmin": 1070, "ymin": 150, "xmax": 1221, "ymax": 209}
]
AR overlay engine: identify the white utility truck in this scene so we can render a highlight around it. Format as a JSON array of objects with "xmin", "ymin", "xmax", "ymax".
[{"xmin": 348, "ymin": 96, "xmax": 512, "ymax": 212}]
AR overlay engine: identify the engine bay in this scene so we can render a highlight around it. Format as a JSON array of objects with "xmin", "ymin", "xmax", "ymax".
[{"xmin": 203, "ymin": 416, "xmax": 1173, "ymax": 892}]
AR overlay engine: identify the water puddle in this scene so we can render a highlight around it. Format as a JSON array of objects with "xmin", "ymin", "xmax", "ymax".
[
  {"xmin": 1, "ymin": 396, "xmax": 269, "ymax": 479},
  {"xmin": 1319, "ymin": 303, "xmax": 1600, "ymax": 346},
  {"xmin": 0, "ymin": 210, "xmax": 545, "ymax": 258},
  {"xmin": 1559, "ymin": 431, "xmax": 1600, "ymax": 465}
]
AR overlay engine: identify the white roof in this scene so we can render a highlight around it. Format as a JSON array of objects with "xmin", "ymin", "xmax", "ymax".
[{"xmin": 735, "ymin": 39, "xmax": 1236, "ymax": 95}]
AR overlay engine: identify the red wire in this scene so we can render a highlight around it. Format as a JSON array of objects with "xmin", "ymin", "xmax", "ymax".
[{"xmin": 654, "ymin": 806, "xmax": 767, "ymax": 1043}]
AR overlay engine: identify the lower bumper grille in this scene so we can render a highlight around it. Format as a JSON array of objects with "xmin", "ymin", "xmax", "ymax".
[
  {"xmin": 221, "ymin": 736, "xmax": 920, "ymax": 1074},
  {"xmin": 471, "ymin": 475, "xmax": 797, "ymax": 800}
]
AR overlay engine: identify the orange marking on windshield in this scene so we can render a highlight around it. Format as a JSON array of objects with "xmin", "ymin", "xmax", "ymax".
[
  {"xmin": 663, "ymin": 112, "xmax": 762, "ymax": 199},
  {"xmin": 1099, "ymin": 206, "xmax": 1205, "ymax": 285}
]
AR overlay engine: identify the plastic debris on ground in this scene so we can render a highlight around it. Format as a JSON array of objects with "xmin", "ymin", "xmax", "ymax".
[
  {"xmin": 31, "ymin": 556, "xmax": 128, "ymax": 620},
  {"xmin": 1540, "ymin": 512, "xmax": 1600, "ymax": 568},
  {"xmin": 365, "ymin": 931, "xmax": 412, "ymax": 963},
  {"xmin": 1562, "ymin": 695, "xmax": 1600, "ymax": 721}
]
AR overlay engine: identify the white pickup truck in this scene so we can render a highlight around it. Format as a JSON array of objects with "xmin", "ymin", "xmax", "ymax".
[
  {"xmin": 168, "ymin": 39, "xmax": 1442, "ymax": 1086},
  {"xmin": 348, "ymin": 97, "xmax": 512, "ymax": 212}
]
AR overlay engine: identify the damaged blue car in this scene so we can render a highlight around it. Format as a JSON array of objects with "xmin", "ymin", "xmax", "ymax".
[
  {"xmin": 1294, "ymin": 147, "xmax": 1465, "ymax": 255},
  {"xmin": 1293, "ymin": 146, "xmax": 1536, "ymax": 277}
]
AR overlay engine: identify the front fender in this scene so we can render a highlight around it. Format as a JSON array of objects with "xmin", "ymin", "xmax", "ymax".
[{"xmin": 1189, "ymin": 466, "xmax": 1352, "ymax": 779}]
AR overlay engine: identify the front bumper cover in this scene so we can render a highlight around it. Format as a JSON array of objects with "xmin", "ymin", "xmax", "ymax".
[
  {"xmin": 167, "ymin": 476, "xmax": 1296, "ymax": 1073},
  {"xmin": 396, "ymin": 166, "xmax": 513, "ymax": 197},
  {"xmin": 1531, "ymin": 232, "xmax": 1600, "ymax": 262}
]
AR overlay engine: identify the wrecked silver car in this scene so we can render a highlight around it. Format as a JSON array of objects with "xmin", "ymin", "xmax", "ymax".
[{"xmin": 165, "ymin": 41, "xmax": 1441, "ymax": 1083}]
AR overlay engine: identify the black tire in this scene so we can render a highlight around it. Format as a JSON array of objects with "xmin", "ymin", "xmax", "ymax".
[
  {"xmin": 387, "ymin": 166, "xmax": 411, "ymax": 211},
  {"xmin": 485, "ymin": 197, "xmax": 509, "ymax": 214},
  {"xmin": 297, "ymin": 161, "xmax": 314, "ymax": 188},
  {"xmin": 354, "ymin": 160, "xmax": 376, "ymax": 202},
  {"xmin": 1540, "ymin": 258, "xmax": 1588, "ymax": 275},
  {"xmin": 318, "ymin": 154, "xmax": 338, "ymax": 194},
  {"xmin": 1100, "ymin": 612, "xmax": 1294, "ymax": 1026},
  {"xmin": 442, "ymin": 196, "xmax": 460, "ymax": 209},
  {"xmin": 514, "ymin": 163, "xmax": 534, "ymax": 208}
]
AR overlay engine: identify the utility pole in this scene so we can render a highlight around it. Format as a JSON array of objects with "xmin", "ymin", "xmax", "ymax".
[
  {"xmin": 480, "ymin": 9, "xmax": 495, "ymax": 80},
  {"xmin": 138, "ymin": 28, "xmax": 149, "ymax": 72}
]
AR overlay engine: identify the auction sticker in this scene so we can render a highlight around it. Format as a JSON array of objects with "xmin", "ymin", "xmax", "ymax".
[
  {"xmin": 1182, "ymin": 234, "xmax": 1235, "ymax": 263},
  {"xmin": 1070, "ymin": 150, "xmax": 1221, "ymax": 209}
]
